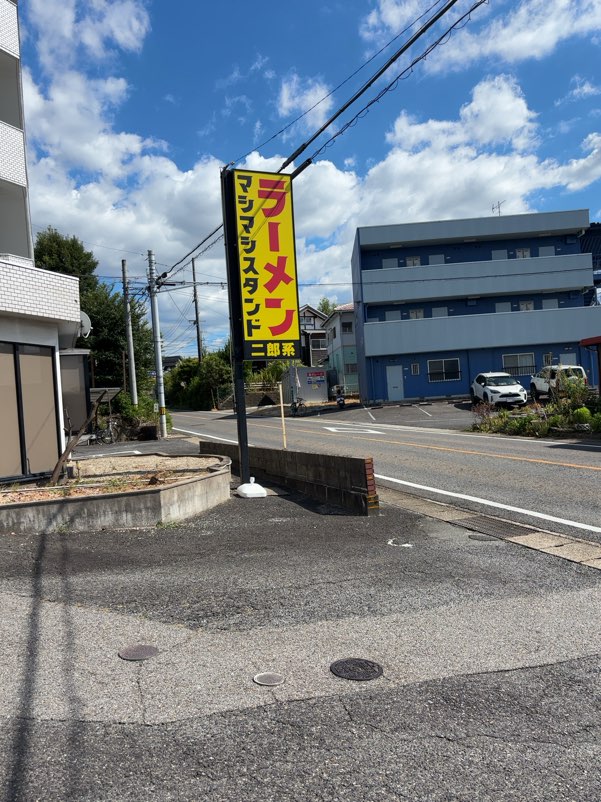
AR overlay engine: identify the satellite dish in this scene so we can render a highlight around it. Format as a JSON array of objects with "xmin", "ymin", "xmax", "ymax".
[{"xmin": 80, "ymin": 311, "xmax": 92, "ymax": 339}]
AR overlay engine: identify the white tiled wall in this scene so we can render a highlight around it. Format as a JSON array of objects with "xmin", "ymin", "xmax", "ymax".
[
  {"xmin": 0, "ymin": 258, "xmax": 81, "ymax": 322},
  {"xmin": 0, "ymin": 120, "xmax": 25, "ymax": 185},
  {"xmin": 0, "ymin": 0, "xmax": 19, "ymax": 58}
]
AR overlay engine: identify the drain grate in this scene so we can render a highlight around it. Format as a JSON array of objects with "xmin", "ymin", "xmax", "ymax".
[
  {"xmin": 330, "ymin": 658, "xmax": 383, "ymax": 681},
  {"xmin": 457, "ymin": 515, "xmax": 533, "ymax": 540}
]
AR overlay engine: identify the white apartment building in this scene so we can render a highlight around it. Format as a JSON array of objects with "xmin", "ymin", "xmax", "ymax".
[
  {"xmin": 323, "ymin": 303, "xmax": 359, "ymax": 395},
  {"xmin": 0, "ymin": 0, "xmax": 81, "ymax": 481}
]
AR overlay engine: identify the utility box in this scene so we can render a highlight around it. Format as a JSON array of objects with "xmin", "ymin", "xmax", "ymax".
[{"xmin": 281, "ymin": 366, "xmax": 329, "ymax": 404}]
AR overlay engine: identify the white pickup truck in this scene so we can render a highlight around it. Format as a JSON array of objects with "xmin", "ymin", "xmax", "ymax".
[{"xmin": 529, "ymin": 365, "xmax": 587, "ymax": 400}]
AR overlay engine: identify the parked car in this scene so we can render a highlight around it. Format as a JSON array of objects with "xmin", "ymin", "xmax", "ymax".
[
  {"xmin": 470, "ymin": 372, "xmax": 528, "ymax": 407},
  {"xmin": 529, "ymin": 365, "xmax": 588, "ymax": 400}
]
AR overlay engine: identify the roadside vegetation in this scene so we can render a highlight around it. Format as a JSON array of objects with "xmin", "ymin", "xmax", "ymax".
[
  {"xmin": 472, "ymin": 377, "xmax": 601, "ymax": 437},
  {"xmin": 164, "ymin": 348, "xmax": 294, "ymax": 410}
]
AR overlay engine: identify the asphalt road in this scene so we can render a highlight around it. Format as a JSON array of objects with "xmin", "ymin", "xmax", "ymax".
[
  {"xmin": 1, "ymin": 474, "xmax": 601, "ymax": 801},
  {"xmin": 171, "ymin": 404, "xmax": 601, "ymax": 541}
]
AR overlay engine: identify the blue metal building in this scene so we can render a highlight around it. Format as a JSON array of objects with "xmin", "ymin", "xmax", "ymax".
[{"xmin": 351, "ymin": 209, "xmax": 601, "ymax": 403}]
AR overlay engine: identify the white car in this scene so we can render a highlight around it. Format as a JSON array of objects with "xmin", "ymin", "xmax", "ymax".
[
  {"xmin": 470, "ymin": 372, "xmax": 528, "ymax": 407},
  {"xmin": 529, "ymin": 365, "xmax": 588, "ymax": 400}
]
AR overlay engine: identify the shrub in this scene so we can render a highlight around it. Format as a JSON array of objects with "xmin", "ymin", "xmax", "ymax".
[
  {"xmin": 524, "ymin": 419, "xmax": 550, "ymax": 437},
  {"xmin": 570, "ymin": 406, "xmax": 592, "ymax": 425},
  {"xmin": 590, "ymin": 413, "xmax": 601, "ymax": 433},
  {"xmin": 113, "ymin": 391, "xmax": 172, "ymax": 432},
  {"xmin": 547, "ymin": 414, "xmax": 567, "ymax": 429}
]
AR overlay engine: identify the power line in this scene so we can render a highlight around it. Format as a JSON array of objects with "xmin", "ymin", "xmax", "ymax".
[
  {"xmin": 164, "ymin": 0, "xmax": 465, "ymax": 277},
  {"xmin": 306, "ymin": 0, "xmax": 488, "ymax": 169},
  {"xmin": 231, "ymin": 0, "xmax": 448, "ymax": 167},
  {"xmin": 281, "ymin": 0, "xmax": 466, "ymax": 175}
]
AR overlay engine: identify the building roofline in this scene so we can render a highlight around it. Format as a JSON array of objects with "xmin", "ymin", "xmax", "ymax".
[{"xmin": 356, "ymin": 209, "xmax": 590, "ymax": 249}]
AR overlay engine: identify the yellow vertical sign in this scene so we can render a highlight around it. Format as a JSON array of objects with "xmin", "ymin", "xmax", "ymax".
[{"xmin": 233, "ymin": 169, "xmax": 301, "ymax": 360}]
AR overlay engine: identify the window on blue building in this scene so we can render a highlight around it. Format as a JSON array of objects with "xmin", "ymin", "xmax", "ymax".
[
  {"xmin": 502, "ymin": 353, "xmax": 535, "ymax": 376},
  {"xmin": 428, "ymin": 358, "xmax": 460, "ymax": 382},
  {"xmin": 406, "ymin": 256, "xmax": 421, "ymax": 267}
]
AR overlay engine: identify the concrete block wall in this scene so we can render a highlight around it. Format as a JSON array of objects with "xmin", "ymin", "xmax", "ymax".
[
  {"xmin": 0, "ymin": 258, "xmax": 80, "ymax": 321},
  {"xmin": 198, "ymin": 441, "xmax": 379, "ymax": 516}
]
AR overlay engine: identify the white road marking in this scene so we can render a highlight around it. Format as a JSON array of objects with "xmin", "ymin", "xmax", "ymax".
[
  {"xmin": 413, "ymin": 405, "xmax": 433, "ymax": 417},
  {"xmin": 363, "ymin": 405, "xmax": 376, "ymax": 422},
  {"xmin": 323, "ymin": 426, "xmax": 384, "ymax": 434},
  {"xmin": 173, "ymin": 427, "xmax": 242, "ymax": 445},
  {"xmin": 375, "ymin": 474, "xmax": 601, "ymax": 534}
]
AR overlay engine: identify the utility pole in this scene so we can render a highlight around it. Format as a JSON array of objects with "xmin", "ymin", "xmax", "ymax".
[
  {"xmin": 191, "ymin": 257, "xmax": 203, "ymax": 364},
  {"xmin": 122, "ymin": 259, "xmax": 138, "ymax": 407},
  {"xmin": 220, "ymin": 167, "xmax": 250, "ymax": 483},
  {"xmin": 148, "ymin": 250, "xmax": 168, "ymax": 438}
]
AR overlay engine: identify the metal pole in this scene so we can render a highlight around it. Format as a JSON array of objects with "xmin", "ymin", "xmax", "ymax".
[
  {"xmin": 278, "ymin": 381, "xmax": 287, "ymax": 450},
  {"xmin": 220, "ymin": 167, "xmax": 250, "ymax": 483},
  {"xmin": 122, "ymin": 259, "xmax": 138, "ymax": 407},
  {"xmin": 148, "ymin": 250, "xmax": 168, "ymax": 438},
  {"xmin": 191, "ymin": 257, "xmax": 203, "ymax": 364}
]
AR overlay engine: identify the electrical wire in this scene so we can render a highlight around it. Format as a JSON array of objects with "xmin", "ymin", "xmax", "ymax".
[
  {"xmin": 281, "ymin": 0, "xmax": 466, "ymax": 174},
  {"xmin": 305, "ymin": 0, "xmax": 489, "ymax": 169},
  {"xmin": 163, "ymin": 0, "xmax": 464, "ymax": 278},
  {"xmin": 231, "ymin": 0, "xmax": 448, "ymax": 167}
]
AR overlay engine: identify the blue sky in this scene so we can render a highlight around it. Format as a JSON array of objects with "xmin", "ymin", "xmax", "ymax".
[{"xmin": 18, "ymin": 0, "xmax": 601, "ymax": 355}]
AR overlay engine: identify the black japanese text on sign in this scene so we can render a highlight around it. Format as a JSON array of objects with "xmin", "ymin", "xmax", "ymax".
[{"xmin": 233, "ymin": 169, "xmax": 301, "ymax": 360}]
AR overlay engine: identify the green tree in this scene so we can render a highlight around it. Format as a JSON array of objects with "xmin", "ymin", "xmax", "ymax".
[
  {"xmin": 84, "ymin": 283, "xmax": 154, "ymax": 390},
  {"xmin": 317, "ymin": 297, "xmax": 337, "ymax": 316},
  {"xmin": 34, "ymin": 228, "xmax": 154, "ymax": 391},
  {"xmin": 189, "ymin": 354, "xmax": 232, "ymax": 409},
  {"xmin": 164, "ymin": 357, "xmax": 200, "ymax": 406},
  {"xmin": 34, "ymin": 226, "xmax": 100, "ymax": 296}
]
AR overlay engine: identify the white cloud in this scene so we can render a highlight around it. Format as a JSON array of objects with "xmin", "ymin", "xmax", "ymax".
[
  {"xmin": 427, "ymin": 0, "xmax": 601, "ymax": 73},
  {"xmin": 387, "ymin": 76, "xmax": 538, "ymax": 153},
  {"xmin": 77, "ymin": 0, "xmax": 150, "ymax": 59},
  {"xmin": 27, "ymin": 0, "xmax": 149, "ymax": 70},
  {"xmin": 360, "ymin": 0, "xmax": 435, "ymax": 44},
  {"xmin": 277, "ymin": 73, "xmax": 334, "ymax": 132},
  {"xmin": 556, "ymin": 75, "xmax": 601, "ymax": 106}
]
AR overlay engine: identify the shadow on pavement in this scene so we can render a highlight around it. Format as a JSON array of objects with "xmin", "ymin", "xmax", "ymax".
[{"xmin": 4, "ymin": 516, "xmax": 85, "ymax": 802}]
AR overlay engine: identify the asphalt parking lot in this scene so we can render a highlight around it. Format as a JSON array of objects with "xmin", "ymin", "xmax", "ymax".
[
  {"xmin": 361, "ymin": 398, "xmax": 474, "ymax": 429},
  {"xmin": 1, "ymin": 461, "xmax": 601, "ymax": 801}
]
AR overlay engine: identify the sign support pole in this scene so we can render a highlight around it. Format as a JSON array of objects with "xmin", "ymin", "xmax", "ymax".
[{"xmin": 220, "ymin": 167, "xmax": 251, "ymax": 483}]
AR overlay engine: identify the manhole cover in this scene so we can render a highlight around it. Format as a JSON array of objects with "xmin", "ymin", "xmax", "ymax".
[
  {"xmin": 468, "ymin": 533, "xmax": 497, "ymax": 541},
  {"xmin": 253, "ymin": 672, "xmax": 285, "ymax": 686},
  {"xmin": 330, "ymin": 658, "xmax": 383, "ymax": 681},
  {"xmin": 118, "ymin": 644, "xmax": 159, "ymax": 661}
]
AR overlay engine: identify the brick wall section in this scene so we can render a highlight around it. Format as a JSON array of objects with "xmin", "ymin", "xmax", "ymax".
[
  {"xmin": 0, "ymin": 258, "xmax": 80, "ymax": 321},
  {"xmin": 198, "ymin": 440, "xmax": 380, "ymax": 516},
  {"xmin": 0, "ymin": 0, "xmax": 19, "ymax": 58}
]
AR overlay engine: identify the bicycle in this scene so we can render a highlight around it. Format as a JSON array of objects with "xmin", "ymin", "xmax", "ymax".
[
  {"xmin": 290, "ymin": 397, "xmax": 307, "ymax": 417},
  {"xmin": 89, "ymin": 417, "xmax": 119, "ymax": 445}
]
